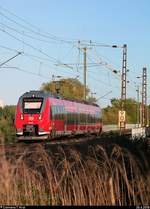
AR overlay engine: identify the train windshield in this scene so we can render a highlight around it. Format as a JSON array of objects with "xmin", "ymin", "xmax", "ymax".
[{"xmin": 23, "ymin": 98, "xmax": 43, "ymax": 114}]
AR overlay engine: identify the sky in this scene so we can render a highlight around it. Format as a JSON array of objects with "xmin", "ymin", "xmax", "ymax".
[{"xmin": 0, "ymin": 0, "xmax": 150, "ymax": 108}]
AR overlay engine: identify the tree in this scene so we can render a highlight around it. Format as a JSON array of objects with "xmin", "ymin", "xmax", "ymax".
[
  {"xmin": 0, "ymin": 105, "xmax": 16, "ymax": 143},
  {"xmin": 41, "ymin": 78, "xmax": 96, "ymax": 102},
  {"xmin": 103, "ymin": 98, "xmax": 137, "ymax": 124}
]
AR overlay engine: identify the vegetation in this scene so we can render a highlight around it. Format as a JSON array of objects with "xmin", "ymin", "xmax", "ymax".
[
  {"xmin": 103, "ymin": 98, "xmax": 138, "ymax": 124},
  {"xmin": 0, "ymin": 106, "xmax": 16, "ymax": 143},
  {"xmin": 40, "ymin": 78, "xmax": 96, "ymax": 103},
  {"xmin": 0, "ymin": 81, "xmax": 149, "ymax": 205},
  {"xmin": 0, "ymin": 135, "xmax": 150, "ymax": 205}
]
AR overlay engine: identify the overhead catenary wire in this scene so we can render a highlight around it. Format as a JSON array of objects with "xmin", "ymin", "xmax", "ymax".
[
  {"xmin": 0, "ymin": 5, "xmax": 128, "ymax": 47},
  {"xmin": 0, "ymin": 44, "xmax": 81, "ymax": 79},
  {"xmin": 0, "ymin": 52, "xmax": 22, "ymax": 67},
  {"xmin": 0, "ymin": 22, "xmax": 65, "ymax": 45},
  {"xmin": 0, "ymin": 65, "xmax": 49, "ymax": 79},
  {"xmin": 0, "ymin": 27, "xmax": 73, "ymax": 69},
  {"xmin": 0, "ymin": 42, "xmax": 136, "ymax": 97},
  {"xmin": 0, "ymin": 8, "xmax": 76, "ymax": 44},
  {"xmin": 0, "ymin": 5, "xmax": 140, "ymax": 102}
]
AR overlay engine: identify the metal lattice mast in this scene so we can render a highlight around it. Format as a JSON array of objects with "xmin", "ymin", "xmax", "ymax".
[
  {"xmin": 83, "ymin": 47, "xmax": 87, "ymax": 101},
  {"xmin": 136, "ymin": 85, "xmax": 140, "ymax": 127},
  {"xmin": 121, "ymin": 44, "xmax": 127, "ymax": 110},
  {"xmin": 120, "ymin": 44, "xmax": 127, "ymax": 130},
  {"xmin": 141, "ymin": 67, "xmax": 147, "ymax": 127}
]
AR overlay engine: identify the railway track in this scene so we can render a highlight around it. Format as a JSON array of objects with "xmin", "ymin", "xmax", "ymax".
[
  {"xmin": 0, "ymin": 124, "xmax": 136, "ymax": 159},
  {"xmin": 0, "ymin": 124, "xmax": 134, "ymax": 147},
  {"xmin": 0, "ymin": 127, "xmax": 133, "ymax": 158}
]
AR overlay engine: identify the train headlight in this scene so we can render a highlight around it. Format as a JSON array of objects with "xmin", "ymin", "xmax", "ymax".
[
  {"xmin": 39, "ymin": 114, "xmax": 42, "ymax": 120},
  {"xmin": 20, "ymin": 114, "xmax": 24, "ymax": 120}
]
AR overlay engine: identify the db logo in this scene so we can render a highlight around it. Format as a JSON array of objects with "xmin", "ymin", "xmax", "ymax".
[{"xmin": 29, "ymin": 116, "xmax": 34, "ymax": 121}]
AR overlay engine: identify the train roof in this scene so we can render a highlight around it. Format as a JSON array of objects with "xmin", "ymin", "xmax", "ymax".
[{"xmin": 20, "ymin": 90, "xmax": 100, "ymax": 107}]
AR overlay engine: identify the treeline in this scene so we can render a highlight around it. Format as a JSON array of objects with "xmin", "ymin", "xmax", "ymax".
[
  {"xmin": 103, "ymin": 98, "xmax": 138, "ymax": 124},
  {"xmin": 0, "ymin": 105, "xmax": 16, "ymax": 143}
]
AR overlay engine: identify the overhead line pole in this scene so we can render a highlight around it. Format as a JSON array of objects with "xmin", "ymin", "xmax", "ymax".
[
  {"xmin": 83, "ymin": 47, "xmax": 87, "ymax": 101},
  {"xmin": 119, "ymin": 44, "xmax": 127, "ymax": 130},
  {"xmin": 136, "ymin": 85, "xmax": 140, "ymax": 127},
  {"xmin": 141, "ymin": 67, "xmax": 147, "ymax": 127},
  {"xmin": 78, "ymin": 42, "xmax": 91, "ymax": 101},
  {"xmin": 121, "ymin": 44, "xmax": 127, "ymax": 111}
]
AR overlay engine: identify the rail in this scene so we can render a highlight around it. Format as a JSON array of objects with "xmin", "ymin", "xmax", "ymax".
[{"xmin": 103, "ymin": 124, "xmax": 136, "ymax": 132}]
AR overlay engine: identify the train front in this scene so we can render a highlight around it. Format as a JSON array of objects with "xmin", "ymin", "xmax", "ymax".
[{"xmin": 15, "ymin": 91, "xmax": 50, "ymax": 141}]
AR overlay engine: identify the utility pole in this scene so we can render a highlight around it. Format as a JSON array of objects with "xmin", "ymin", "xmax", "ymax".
[
  {"xmin": 136, "ymin": 85, "xmax": 140, "ymax": 127},
  {"xmin": 52, "ymin": 75, "xmax": 62, "ymax": 95},
  {"xmin": 141, "ymin": 67, "xmax": 147, "ymax": 127},
  {"xmin": 121, "ymin": 44, "xmax": 127, "ymax": 110},
  {"xmin": 77, "ymin": 41, "xmax": 93, "ymax": 101},
  {"xmin": 119, "ymin": 44, "xmax": 127, "ymax": 130},
  {"xmin": 83, "ymin": 47, "xmax": 87, "ymax": 101}
]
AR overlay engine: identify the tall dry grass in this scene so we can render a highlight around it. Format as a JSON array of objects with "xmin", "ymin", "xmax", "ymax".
[{"xmin": 0, "ymin": 136, "xmax": 150, "ymax": 205}]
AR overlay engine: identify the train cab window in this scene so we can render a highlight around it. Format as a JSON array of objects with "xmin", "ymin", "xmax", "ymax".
[{"xmin": 23, "ymin": 97, "xmax": 43, "ymax": 114}]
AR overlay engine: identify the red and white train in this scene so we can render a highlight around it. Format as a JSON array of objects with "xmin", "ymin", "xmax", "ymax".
[{"xmin": 15, "ymin": 90, "xmax": 102, "ymax": 141}]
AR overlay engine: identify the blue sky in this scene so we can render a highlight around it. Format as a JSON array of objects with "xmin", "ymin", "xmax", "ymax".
[{"xmin": 0, "ymin": 0, "xmax": 150, "ymax": 107}]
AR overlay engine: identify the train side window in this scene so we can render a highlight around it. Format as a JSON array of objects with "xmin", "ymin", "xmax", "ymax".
[
  {"xmin": 85, "ymin": 114, "xmax": 87, "ymax": 124},
  {"xmin": 80, "ymin": 113, "xmax": 83, "ymax": 124},
  {"xmin": 54, "ymin": 106, "xmax": 56, "ymax": 119},
  {"xmin": 74, "ymin": 113, "xmax": 77, "ymax": 125},
  {"xmin": 73, "ymin": 113, "xmax": 75, "ymax": 125},
  {"xmin": 67, "ymin": 112, "xmax": 69, "ymax": 124},
  {"xmin": 69, "ymin": 112, "xmax": 71, "ymax": 124},
  {"xmin": 87, "ymin": 114, "xmax": 90, "ymax": 124},
  {"xmin": 56, "ymin": 106, "xmax": 59, "ymax": 119},
  {"xmin": 94, "ymin": 115, "xmax": 96, "ymax": 123},
  {"xmin": 58, "ymin": 106, "xmax": 61, "ymax": 120},
  {"xmin": 61, "ymin": 106, "xmax": 64, "ymax": 120},
  {"xmin": 50, "ymin": 106, "xmax": 52, "ymax": 119},
  {"xmin": 54, "ymin": 106, "xmax": 57, "ymax": 119},
  {"xmin": 59, "ymin": 106, "xmax": 62, "ymax": 120},
  {"xmin": 91, "ymin": 115, "xmax": 93, "ymax": 123},
  {"xmin": 77, "ymin": 113, "xmax": 79, "ymax": 125},
  {"xmin": 69, "ymin": 112, "xmax": 72, "ymax": 124},
  {"xmin": 83, "ymin": 114, "xmax": 85, "ymax": 125},
  {"xmin": 71, "ymin": 112, "xmax": 74, "ymax": 124},
  {"xmin": 70, "ymin": 112, "xmax": 72, "ymax": 124},
  {"xmin": 78, "ymin": 113, "xmax": 80, "ymax": 125},
  {"xmin": 55, "ymin": 106, "xmax": 59, "ymax": 120},
  {"xmin": 57, "ymin": 106, "xmax": 60, "ymax": 120},
  {"xmin": 51, "ymin": 106, "xmax": 55, "ymax": 119},
  {"xmin": 84, "ymin": 113, "xmax": 86, "ymax": 125},
  {"xmin": 82, "ymin": 114, "xmax": 84, "ymax": 124}
]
